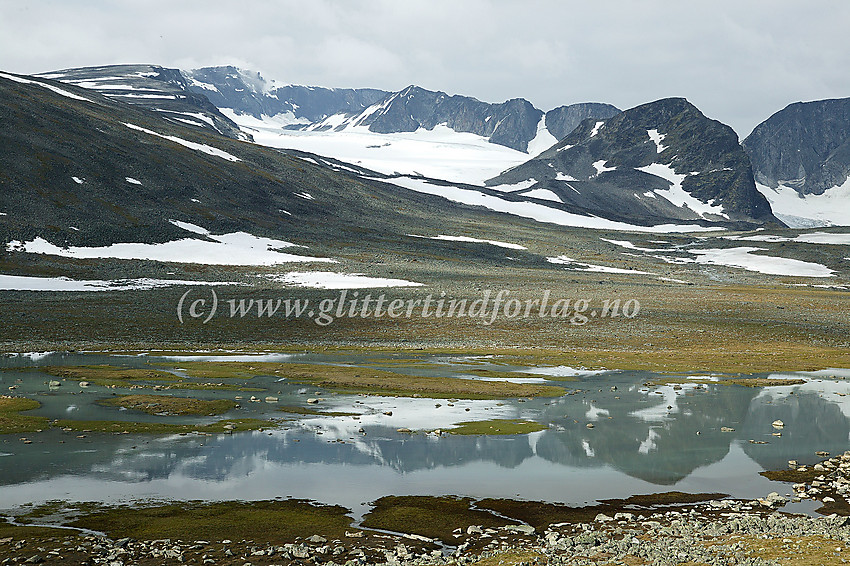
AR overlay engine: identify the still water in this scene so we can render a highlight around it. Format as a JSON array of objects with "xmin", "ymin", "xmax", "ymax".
[{"xmin": 1, "ymin": 352, "xmax": 848, "ymax": 517}]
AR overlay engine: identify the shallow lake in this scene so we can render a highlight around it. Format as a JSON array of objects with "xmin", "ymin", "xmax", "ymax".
[{"xmin": 2, "ymin": 351, "xmax": 848, "ymax": 517}]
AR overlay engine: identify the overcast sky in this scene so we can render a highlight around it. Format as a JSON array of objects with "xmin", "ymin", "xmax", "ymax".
[{"xmin": 2, "ymin": 0, "xmax": 848, "ymax": 136}]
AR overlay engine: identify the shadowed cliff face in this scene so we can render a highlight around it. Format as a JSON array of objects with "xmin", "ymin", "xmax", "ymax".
[{"xmin": 743, "ymin": 97, "xmax": 850, "ymax": 196}]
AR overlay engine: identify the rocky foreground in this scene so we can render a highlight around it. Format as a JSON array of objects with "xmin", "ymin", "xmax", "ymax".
[
  {"xmin": 2, "ymin": 507, "xmax": 849, "ymax": 566},
  {"xmin": 6, "ymin": 449, "xmax": 850, "ymax": 566}
]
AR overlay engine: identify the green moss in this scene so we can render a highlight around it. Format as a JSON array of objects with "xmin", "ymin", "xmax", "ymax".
[
  {"xmin": 361, "ymin": 496, "xmax": 514, "ymax": 542},
  {"xmin": 647, "ymin": 377, "xmax": 807, "ymax": 388},
  {"xmin": 156, "ymin": 361, "xmax": 269, "ymax": 380},
  {"xmin": 277, "ymin": 363, "xmax": 565, "ymax": 399},
  {"xmin": 759, "ymin": 469, "xmax": 819, "ymax": 483},
  {"xmin": 98, "ymin": 394, "xmax": 237, "ymax": 416},
  {"xmin": 446, "ymin": 419, "xmax": 547, "ymax": 436},
  {"xmin": 0, "ymin": 522, "xmax": 75, "ymax": 538},
  {"xmin": 43, "ymin": 365, "xmax": 176, "ymax": 387},
  {"xmin": 70, "ymin": 499, "xmax": 357, "ymax": 543},
  {"xmin": 0, "ymin": 396, "xmax": 49, "ymax": 434},
  {"xmin": 54, "ymin": 418, "xmax": 274, "ymax": 434},
  {"xmin": 478, "ymin": 492, "xmax": 727, "ymax": 528}
]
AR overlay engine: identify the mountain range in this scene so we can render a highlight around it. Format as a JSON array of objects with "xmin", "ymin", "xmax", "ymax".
[
  {"xmin": 2, "ymin": 63, "xmax": 850, "ymax": 241},
  {"xmin": 182, "ymin": 66, "xmax": 621, "ymax": 154}
]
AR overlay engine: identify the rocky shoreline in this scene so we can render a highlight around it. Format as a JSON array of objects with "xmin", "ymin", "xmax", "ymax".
[{"xmin": 3, "ymin": 496, "xmax": 849, "ymax": 566}]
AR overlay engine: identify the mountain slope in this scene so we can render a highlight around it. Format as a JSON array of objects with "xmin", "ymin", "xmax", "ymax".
[
  {"xmin": 37, "ymin": 65, "xmax": 248, "ymax": 141},
  {"xmin": 0, "ymin": 71, "xmax": 524, "ymax": 253},
  {"xmin": 487, "ymin": 98, "xmax": 778, "ymax": 227}
]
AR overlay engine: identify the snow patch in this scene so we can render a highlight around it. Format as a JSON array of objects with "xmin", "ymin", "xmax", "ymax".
[
  {"xmin": 518, "ymin": 366, "xmax": 608, "ymax": 378},
  {"xmin": 547, "ymin": 255, "xmax": 653, "ymax": 274},
  {"xmin": 409, "ymin": 234, "xmax": 526, "ymax": 250},
  {"xmin": 0, "ymin": 72, "xmax": 93, "ymax": 102},
  {"xmin": 555, "ymin": 172, "xmax": 578, "ymax": 182},
  {"xmin": 724, "ymin": 231, "xmax": 850, "ymax": 245},
  {"xmin": 592, "ymin": 160, "xmax": 616, "ymax": 176},
  {"xmin": 638, "ymin": 163, "xmax": 726, "ymax": 218},
  {"xmin": 647, "ymin": 129, "xmax": 667, "ymax": 153},
  {"xmin": 123, "ymin": 123, "xmax": 241, "ymax": 162},
  {"xmin": 125, "ymin": 177, "xmax": 142, "ymax": 185},
  {"xmin": 525, "ymin": 115, "xmax": 558, "ymax": 156},
  {"xmin": 589, "ymin": 121, "xmax": 605, "ymax": 137},
  {"xmin": 522, "ymin": 189, "xmax": 563, "ymax": 203},
  {"xmin": 488, "ymin": 179, "xmax": 537, "ymax": 193},
  {"xmin": 266, "ymin": 272, "xmax": 423, "ymax": 289},
  {"xmin": 690, "ymin": 247, "xmax": 834, "ymax": 277}
]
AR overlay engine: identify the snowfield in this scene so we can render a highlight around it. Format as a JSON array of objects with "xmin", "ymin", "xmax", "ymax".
[
  {"xmin": 224, "ymin": 110, "xmax": 530, "ymax": 184},
  {"xmin": 756, "ymin": 180, "xmax": 850, "ymax": 227}
]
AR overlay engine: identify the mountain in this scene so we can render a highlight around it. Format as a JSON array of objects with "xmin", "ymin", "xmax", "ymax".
[
  {"xmin": 36, "ymin": 65, "xmax": 248, "ymax": 141},
  {"xmin": 742, "ymin": 98, "xmax": 850, "ymax": 227},
  {"xmin": 0, "ymin": 70, "xmax": 513, "ymax": 251},
  {"xmin": 486, "ymin": 97, "xmax": 778, "ymax": 228},
  {"xmin": 183, "ymin": 65, "xmax": 389, "ymax": 125},
  {"xmin": 184, "ymin": 66, "xmax": 621, "ymax": 154},
  {"xmin": 310, "ymin": 85, "xmax": 544, "ymax": 152},
  {"xmin": 743, "ymin": 98, "xmax": 850, "ymax": 195}
]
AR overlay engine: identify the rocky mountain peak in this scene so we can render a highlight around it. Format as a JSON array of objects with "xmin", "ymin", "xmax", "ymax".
[
  {"xmin": 488, "ymin": 97, "xmax": 777, "ymax": 227},
  {"xmin": 743, "ymin": 97, "xmax": 850, "ymax": 196}
]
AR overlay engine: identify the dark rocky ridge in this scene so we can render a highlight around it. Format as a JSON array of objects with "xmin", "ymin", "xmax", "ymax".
[
  {"xmin": 743, "ymin": 97, "xmax": 850, "ymax": 195},
  {"xmin": 350, "ymin": 86, "xmax": 542, "ymax": 151},
  {"xmin": 488, "ymin": 97, "xmax": 779, "ymax": 227},
  {"xmin": 37, "ymin": 65, "xmax": 247, "ymax": 141}
]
